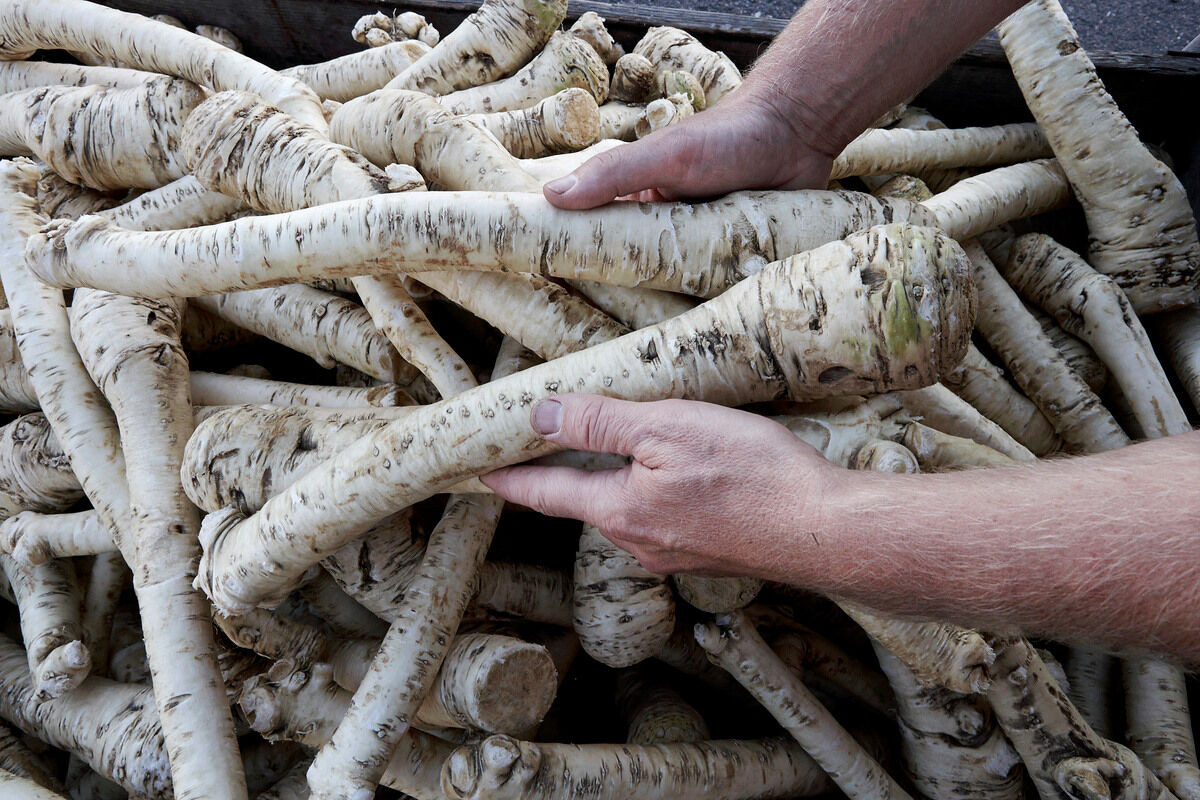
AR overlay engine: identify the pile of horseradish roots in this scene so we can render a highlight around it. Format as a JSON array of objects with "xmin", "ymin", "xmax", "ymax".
[{"xmin": 0, "ymin": 0, "xmax": 1195, "ymax": 798}]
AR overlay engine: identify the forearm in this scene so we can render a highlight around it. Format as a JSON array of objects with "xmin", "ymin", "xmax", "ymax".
[
  {"xmin": 740, "ymin": 0, "xmax": 1027, "ymax": 155},
  {"xmin": 780, "ymin": 431, "xmax": 1200, "ymax": 662}
]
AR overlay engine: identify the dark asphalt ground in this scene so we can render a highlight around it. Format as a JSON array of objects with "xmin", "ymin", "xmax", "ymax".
[{"xmin": 603, "ymin": 0, "xmax": 1199, "ymax": 53}]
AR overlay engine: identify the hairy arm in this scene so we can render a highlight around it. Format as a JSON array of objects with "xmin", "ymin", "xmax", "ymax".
[
  {"xmin": 546, "ymin": 0, "xmax": 1028, "ymax": 207},
  {"xmin": 483, "ymin": 395, "xmax": 1200, "ymax": 664}
]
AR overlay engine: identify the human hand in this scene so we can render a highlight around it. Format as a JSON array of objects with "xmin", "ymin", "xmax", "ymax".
[
  {"xmin": 480, "ymin": 394, "xmax": 840, "ymax": 577},
  {"xmin": 541, "ymin": 91, "xmax": 841, "ymax": 209}
]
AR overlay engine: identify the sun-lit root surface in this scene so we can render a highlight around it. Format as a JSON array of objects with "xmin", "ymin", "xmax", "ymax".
[
  {"xmin": 353, "ymin": 11, "xmax": 439, "ymax": 47},
  {"xmin": 695, "ymin": 611, "xmax": 913, "ymax": 800},
  {"xmin": 632, "ymin": 26, "xmax": 741, "ymax": 104},
  {"xmin": 1, "ymin": 510, "xmax": 111, "ymax": 565},
  {"xmin": 194, "ymin": 224, "xmax": 973, "ymax": 614},
  {"xmin": 920, "ymin": 159, "xmax": 1072, "ymax": 242},
  {"xmin": 830, "ymin": 124, "xmax": 1050, "ymax": 180},
  {"xmin": 635, "ymin": 94, "xmax": 693, "ymax": 138},
  {"xmin": 466, "ymin": 88, "xmax": 600, "ymax": 158},
  {"xmin": 189, "ymin": 373, "xmax": 413, "ymax": 409},
  {"xmin": 283, "ymin": 41, "xmax": 430, "ymax": 101},
  {"xmin": 570, "ymin": 11, "xmax": 623, "ymax": 65},
  {"xmin": 998, "ymin": 0, "xmax": 1200, "ymax": 313},
  {"xmin": 0, "ymin": 60, "xmax": 156, "ymax": 93}
]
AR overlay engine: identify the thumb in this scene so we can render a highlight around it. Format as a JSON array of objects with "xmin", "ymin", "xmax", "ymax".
[
  {"xmin": 529, "ymin": 394, "xmax": 657, "ymax": 456},
  {"xmin": 542, "ymin": 136, "xmax": 683, "ymax": 209}
]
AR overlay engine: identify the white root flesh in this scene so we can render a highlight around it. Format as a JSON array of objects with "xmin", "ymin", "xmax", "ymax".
[
  {"xmin": 695, "ymin": 611, "xmax": 913, "ymax": 800},
  {"xmin": 386, "ymin": 0, "xmax": 565, "ymax": 95},
  {"xmin": 29, "ymin": 189, "xmax": 934, "ymax": 299},
  {"xmin": 920, "ymin": 159, "xmax": 1072, "ymax": 241},
  {"xmin": 998, "ymin": 0, "xmax": 1200, "ymax": 312},
  {"xmin": 0, "ymin": 0, "xmax": 326, "ymax": 130},
  {"xmin": 440, "ymin": 734, "xmax": 832, "ymax": 800},
  {"xmin": 574, "ymin": 524, "xmax": 675, "ymax": 668},
  {"xmin": 193, "ymin": 224, "xmax": 974, "ymax": 614},
  {"xmin": 0, "ymin": 555, "xmax": 90, "ymax": 699},
  {"xmin": 436, "ymin": 31, "xmax": 609, "ymax": 115},
  {"xmin": 0, "ymin": 60, "xmax": 156, "ymax": 92},
  {"xmin": 466, "ymin": 88, "xmax": 601, "ymax": 158},
  {"xmin": 1, "ymin": 510, "xmax": 112, "ymax": 565}
]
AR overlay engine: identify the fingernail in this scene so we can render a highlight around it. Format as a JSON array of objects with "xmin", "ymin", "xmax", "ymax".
[
  {"xmin": 531, "ymin": 399, "xmax": 562, "ymax": 435},
  {"xmin": 544, "ymin": 174, "xmax": 577, "ymax": 195}
]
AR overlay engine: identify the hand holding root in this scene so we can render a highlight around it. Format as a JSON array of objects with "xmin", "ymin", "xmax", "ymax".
[
  {"xmin": 541, "ymin": 92, "xmax": 838, "ymax": 208},
  {"xmin": 482, "ymin": 394, "xmax": 836, "ymax": 576}
]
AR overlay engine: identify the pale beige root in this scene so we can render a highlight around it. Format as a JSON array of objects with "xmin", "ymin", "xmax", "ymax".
[
  {"xmin": 695, "ymin": 611, "xmax": 913, "ymax": 800},
  {"xmin": 673, "ymin": 575, "xmax": 762, "ymax": 613},
  {"xmin": 0, "ymin": 634, "xmax": 171, "ymax": 797},
  {"xmin": 776, "ymin": 394, "xmax": 909, "ymax": 467},
  {"xmin": 195, "ymin": 25, "xmax": 241, "ymax": 52},
  {"xmin": 574, "ymin": 524, "xmax": 675, "ymax": 668},
  {"xmin": 466, "ymin": 88, "xmax": 600, "ymax": 158},
  {"xmin": 632, "ymin": 27, "xmax": 741, "ymax": 105},
  {"xmin": 0, "ymin": 767, "xmax": 69, "ymax": 798},
  {"xmin": 0, "ymin": 80, "xmax": 201, "ymax": 190},
  {"xmin": 436, "ymin": 31, "xmax": 610, "ymax": 115},
  {"xmin": 69, "ymin": 290, "xmax": 248, "ymax": 800},
  {"xmin": 330, "ymin": 89, "xmax": 541, "ymax": 192},
  {"xmin": 305, "ymin": 344, "xmax": 526, "ymax": 798},
  {"xmin": 98, "ymin": 176, "xmax": 242, "ymax": 233},
  {"xmin": 757, "ymin": 621, "xmax": 895, "ymax": 715},
  {"xmin": 0, "ymin": 0, "xmax": 326, "ymax": 130},
  {"xmin": 31, "ymin": 188, "xmax": 936, "ymax": 299},
  {"xmin": 78, "ymin": 552, "xmax": 128, "ymax": 678},
  {"xmin": 659, "ymin": 70, "xmax": 706, "ymax": 110},
  {"xmin": 385, "ymin": 0, "xmax": 566, "ymax": 95},
  {"xmin": 998, "ymin": 1, "xmax": 1200, "ymax": 313},
  {"xmin": 987, "ymin": 636, "xmax": 1173, "ymax": 800},
  {"xmin": 999, "ymin": 233, "xmax": 1191, "ymax": 440},
  {"xmin": 0, "ymin": 309, "xmax": 36, "ymax": 413},
  {"xmin": 569, "ymin": 11, "xmax": 623, "ymax": 65},
  {"xmin": 1156, "ymin": 307, "xmax": 1200, "ymax": 410},
  {"xmin": 570, "ymin": 280, "xmax": 696, "ymax": 328},
  {"xmin": 414, "ymin": 272, "xmax": 627, "ymax": 361},
  {"xmin": 518, "ymin": 139, "xmax": 621, "ymax": 183},
  {"xmin": 34, "ymin": 165, "xmax": 121, "ymax": 220},
  {"xmin": 239, "ymin": 660, "xmax": 456, "ymax": 800},
  {"xmin": 195, "ymin": 224, "xmax": 973, "ymax": 614},
  {"xmin": 189, "ymin": 372, "xmax": 413, "ymax": 409},
  {"xmin": 0, "ymin": 60, "xmax": 156, "ymax": 92},
  {"xmin": 470, "ymin": 562, "xmax": 573, "ymax": 626},
  {"xmin": 283, "ymin": 41, "xmax": 430, "ymax": 101},
  {"xmin": 870, "ymin": 174, "xmax": 935, "ymax": 203},
  {"xmin": 1029, "ymin": 308, "xmax": 1109, "ymax": 393},
  {"xmin": 830, "ymin": 124, "xmax": 1051, "ymax": 181},
  {"xmin": 899, "ymin": 421, "xmax": 1021, "ymax": 470},
  {"xmin": 942, "ymin": 343, "xmax": 1063, "ymax": 456},
  {"xmin": 1124, "ymin": 657, "xmax": 1200, "ymax": 800},
  {"xmin": 920, "ymin": 159, "xmax": 1072, "ymax": 242},
  {"xmin": 218, "ymin": 607, "xmax": 556, "ymax": 734},
  {"xmin": 442, "ymin": 734, "xmax": 830, "ymax": 800},
  {"xmin": 1, "ymin": 510, "xmax": 112, "ymax": 565},
  {"xmin": 635, "ymin": 93, "xmax": 694, "ymax": 138},
  {"xmin": 191, "ymin": 288, "xmax": 414, "ymax": 384},
  {"xmin": 838, "ymin": 601, "xmax": 994, "ymax": 695},
  {"xmin": 597, "ymin": 101, "xmax": 644, "ymax": 140},
  {"xmin": 182, "ymin": 90, "xmax": 390, "ymax": 215},
  {"xmin": 0, "ymin": 556, "xmax": 90, "ymax": 699},
  {"xmin": 610, "ymin": 53, "xmax": 657, "ymax": 103},
  {"xmin": 872, "ymin": 646, "xmax": 1023, "ymax": 800},
  {"xmin": 0, "ymin": 721, "xmax": 63, "ymax": 792},
  {"xmin": 298, "ymin": 570, "xmax": 388, "ymax": 640},
  {"xmin": 353, "ymin": 11, "xmax": 439, "ymax": 47},
  {"xmin": 897, "ymin": 384, "xmax": 1037, "ymax": 462},
  {"xmin": 0, "ymin": 413, "xmax": 83, "ymax": 517},
  {"xmin": 616, "ymin": 668, "xmax": 709, "ymax": 744},
  {"xmin": 885, "ymin": 108, "xmax": 974, "ymax": 193},
  {"xmin": 964, "ymin": 241, "xmax": 1129, "ymax": 453},
  {"xmin": 256, "ymin": 759, "xmax": 311, "ymax": 800},
  {"xmin": 180, "ymin": 304, "xmax": 258, "ymax": 353}
]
